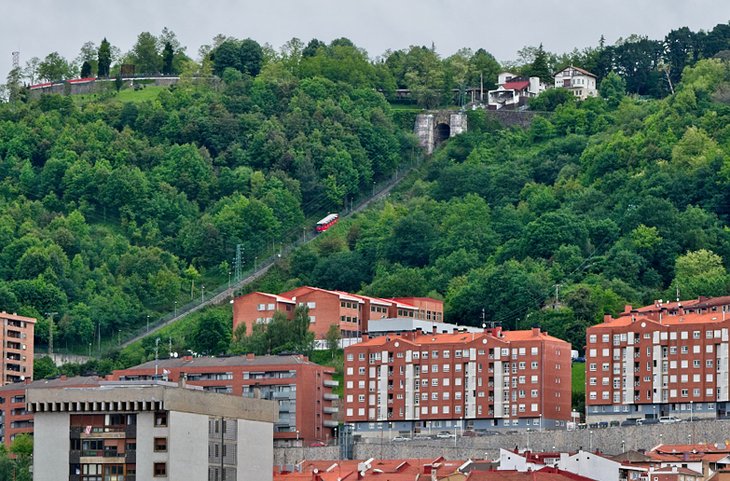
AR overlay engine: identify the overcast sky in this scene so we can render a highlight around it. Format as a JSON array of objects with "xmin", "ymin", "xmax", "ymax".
[{"xmin": 2, "ymin": 0, "xmax": 730, "ymax": 81}]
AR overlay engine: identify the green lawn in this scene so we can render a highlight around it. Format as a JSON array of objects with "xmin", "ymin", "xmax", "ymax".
[{"xmin": 114, "ymin": 85, "xmax": 165, "ymax": 103}]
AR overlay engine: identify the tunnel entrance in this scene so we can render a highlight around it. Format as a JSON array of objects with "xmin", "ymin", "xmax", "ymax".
[{"xmin": 435, "ymin": 123, "xmax": 451, "ymax": 145}]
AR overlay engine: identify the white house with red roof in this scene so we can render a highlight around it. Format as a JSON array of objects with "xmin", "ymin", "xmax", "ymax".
[{"xmin": 488, "ymin": 72, "xmax": 546, "ymax": 110}]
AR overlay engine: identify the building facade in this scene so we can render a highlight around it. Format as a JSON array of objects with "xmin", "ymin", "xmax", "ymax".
[
  {"xmin": 343, "ymin": 327, "xmax": 571, "ymax": 435},
  {"xmin": 28, "ymin": 380, "xmax": 277, "ymax": 481},
  {"xmin": 0, "ymin": 376, "xmax": 101, "ymax": 449},
  {"xmin": 553, "ymin": 66, "xmax": 598, "ymax": 100},
  {"xmin": 585, "ymin": 304, "xmax": 730, "ymax": 423},
  {"xmin": 111, "ymin": 354, "xmax": 338, "ymax": 444},
  {"xmin": 0, "ymin": 312, "xmax": 34, "ymax": 384},
  {"xmin": 232, "ymin": 287, "xmax": 443, "ymax": 348}
]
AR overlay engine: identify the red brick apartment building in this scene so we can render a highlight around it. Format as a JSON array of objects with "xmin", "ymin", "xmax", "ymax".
[
  {"xmin": 585, "ymin": 298, "xmax": 730, "ymax": 423},
  {"xmin": 343, "ymin": 327, "xmax": 571, "ymax": 435},
  {"xmin": 0, "ymin": 312, "xmax": 34, "ymax": 384},
  {"xmin": 232, "ymin": 286, "xmax": 443, "ymax": 346},
  {"xmin": 110, "ymin": 354, "xmax": 338, "ymax": 444},
  {"xmin": 0, "ymin": 376, "xmax": 100, "ymax": 449}
]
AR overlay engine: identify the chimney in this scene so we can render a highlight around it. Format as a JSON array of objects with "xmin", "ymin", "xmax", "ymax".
[
  {"xmin": 532, "ymin": 327, "xmax": 540, "ymax": 337},
  {"xmin": 60, "ymin": 374, "xmax": 67, "ymax": 381},
  {"xmin": 246, "ymin": 353, "xmax": 255, "ymax": 360},
  {"xmin": 623, "ymin": 305, "xmax": 632, "ymax": 313},
  {"xmin": 178, "ymin": 372, "xmax": 187, "ymax": 389},
  {"xmin": 362, "ymin": 334, "xmax": 369, "ymax": 342}
]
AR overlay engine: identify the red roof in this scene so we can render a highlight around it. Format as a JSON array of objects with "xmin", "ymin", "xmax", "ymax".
[
  {"xmin": 501, "ymin": 81, "xmax": 530, "ymax": 91},
  {"xmin": 467, "ymin": 467, "xmax": 596, "ymax": 481}
]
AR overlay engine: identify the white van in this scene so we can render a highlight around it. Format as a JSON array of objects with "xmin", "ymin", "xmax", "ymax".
[{"xmin": 658, "ymin": 416, "xmax": 682, "ymax": 424}]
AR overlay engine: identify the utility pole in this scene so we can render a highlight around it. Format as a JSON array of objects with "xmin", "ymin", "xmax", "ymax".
[
  {"xmin": 553, "ymin": 284, "xmax": 562, "ymax": 308},
  {"xmin": 154, "ymin": 338, "xmax": 161, "ymax": 379},
  {"xmin": 234, "ymin": 244, "xmax": 243, "ymax": 283},
  {"xmin": 45, "ymin": 312, "xmax": 57, "ymax": 356}
]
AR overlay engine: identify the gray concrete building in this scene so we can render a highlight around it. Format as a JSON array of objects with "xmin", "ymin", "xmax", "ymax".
[{"xmin": 27, "ymin": 379, "xmax": 278, "ymax": 481}]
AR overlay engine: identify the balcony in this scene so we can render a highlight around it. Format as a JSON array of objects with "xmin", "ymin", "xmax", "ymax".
[
  {"xmin": 323, "ymin": 393, "xmax": 338, "ymax": 401},
  {"xmin": 323, "ymin": 420, "xmax": 339, "ymax": 428},
  {"xmin": 323, "ymin": 407, "xmax": 338, "ymax": 414},
  {"xmin": 323, "ymin": 379, "xmax": 339, "ymax": 388},
  {"xmin": 273, "ymin": 391, "xmax": 293, "ymax": 400}
]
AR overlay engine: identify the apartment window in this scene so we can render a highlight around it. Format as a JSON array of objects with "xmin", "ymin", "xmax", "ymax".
[
  {"xmin": 589, "ymin": 363, "xmax": 597, "ymax": 372},
  {"xmin": 347, "ymin": 354, "xmax": 353, "ymax": 361},
  {"xmin": 358, "ymin": 395, "xmax": 365, "ymax": 403},
  {"xmin": 154, "ymin": 463, "xmax": 167, "ymax": 477},
  {"xmin": 432, "ymin": 350, "xmax": 439, "ymax": 359},
  {"xmin": 307, "ymin": 302, "xmax": 316, "ymax": 309},
  {"xmin": 154, "ymin": 412, "xmax": 168, "ymax": 427},
  {"xmin": 358, "ymin": 367, "xmax": 365, "ymax": 375},
  {"xmin": 589, "ymin": 335, "xmax": 597, "ymax": 343},
  {"xmin": 154, "ymin": 437, "xmax": 167, "ymax": 452},
  {"xmin": 693, "ymin": 331, "xmax": 701, "ymax": 339},
  {"xmin": 531, "ymin": 389, "xmax": 538, "ymax": 398},
  {"xmin": 431, "ymin": 379, "xmax": 438, "ymax": 387},
  {"xmin": 681, "ymin": 389, "xmax": 689, "ymax": 397}
]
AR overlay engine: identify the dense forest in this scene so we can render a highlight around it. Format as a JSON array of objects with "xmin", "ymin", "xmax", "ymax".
[
  {"xmin": 1, "ymin": 23, "xmax": 730, "ymax": 359},
  {"xmin": 258, "ymin": 57, "xmax": 730, "ymax": 352}
]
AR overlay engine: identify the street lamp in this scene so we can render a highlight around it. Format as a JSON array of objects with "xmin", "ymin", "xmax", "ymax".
[
  {"xmin": 201, "ymin": 285, "xmax": 205, "ymax": 303},
  {"xmin": 296, "ymin": 430, "xmax": 300, "ymax": 441},
  {"xmin": 690, "ymin": 401, "xmax": 694, "ymax": 422},
  {"xmin": 527, "ymin": 428, "xmax": 531, "ymax": 452},
  {"xmin": 174, "ymin": 301, "xmax": 178, "ymax": 318},
  {"xmin": 146, "ymin": 315, "xmax": 150, "ymax": 332}
]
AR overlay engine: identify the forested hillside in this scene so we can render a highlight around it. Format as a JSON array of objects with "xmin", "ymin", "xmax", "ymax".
[
  {"xmin": 0, "ymin": 40, "xmax": 414, "ymax": 351},
  {"xmin": 2, "ymin": 24, "xmax": 730, "ymax": 357},
  {"xmin": 262, "ymin": 58, "xmax": 730, "ymax": 351}
]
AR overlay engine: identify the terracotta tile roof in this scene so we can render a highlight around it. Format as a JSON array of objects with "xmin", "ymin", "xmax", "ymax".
[
  {"xmin": 467, "ymin": 467, "xmax": 596, "ymax": 481},
  {"xmin": 501, "ymin": 81, "xmax": 530, "ymax": 91},
  {"xmin": 500, "ymin": 330, "xmax": 569, "ymax": 344}
]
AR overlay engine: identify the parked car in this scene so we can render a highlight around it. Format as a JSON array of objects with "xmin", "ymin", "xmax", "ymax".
[
  {"xmin": 392, "ymin": 436, "xmax": 411, "ymax": 442},
  {"xmin": 659, "ymin": 416, "xmax": 683, "ymax": 424},
  {"xmin": 436, "ymin": 432, "xmax": 456, "ymax": 439}
]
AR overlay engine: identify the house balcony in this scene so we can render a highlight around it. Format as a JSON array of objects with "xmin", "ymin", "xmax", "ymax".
[
  {"xmin": 324, "ymin": 393, "xmax": 339, "ymax": 401},
  {"xmin": 323, "ymin": 379, "xmax": 339, "ymax": 388},
  {"xmin": 323, "ymin": 420, "xmax": 339, "ymax": 428},
  {"xmin": 323, "ymin": 407, "xmax": 338, "ymax": 414}
]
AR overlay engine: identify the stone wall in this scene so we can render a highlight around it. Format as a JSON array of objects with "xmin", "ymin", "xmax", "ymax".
[
  {"xmin": 274, "ymin": 419, "xmax": 729, "ymax": 464},
  {"xmin": 483, "ymin": 109, "xmax": 544, "ymax": 129}
]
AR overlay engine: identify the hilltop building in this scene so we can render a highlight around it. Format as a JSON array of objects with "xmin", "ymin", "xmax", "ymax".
[
  {"xmin": 111, "ymin": 354, "xmax": 338, "ymax": 445},
  {"xmin": 343, "ymin": 327, "xmax": 571, "ymax": 435},
  {"xmin": 553, "ymin": 66, "xmax": 598, "ymax": 100},
  {"xmin": 487, "ymin": 72, "xmax": 547, "ymax": 110},
  {"xmin": 28, "ymin": 379, "xmax": 277, "ymax": 481},
  {"xmin": 585, "ymin": 297, "xmax": 730, "ymax": 423}
]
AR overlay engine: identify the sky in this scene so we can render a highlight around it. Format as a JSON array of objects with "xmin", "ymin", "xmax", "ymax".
[{"xmin": 2, "ymin": 0, "xmax": 730, "ymax": 81}]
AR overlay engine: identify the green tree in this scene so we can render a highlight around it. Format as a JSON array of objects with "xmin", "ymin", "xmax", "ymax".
[
  {"xmin": 599, "ymin": 71, "xmax": 626, "ymax": 107},
  {"xmin": 33, "ymin": 355, "xmax": 59, "ymax": 379},
  {"xmin": 131, "ymin": 32, "xmax": 161, "ymax": 75},
  {"xmin": 671, "ymin": 249, "xmax": 729, "ymax": 299},
  {"xmin": 161, "ymin": 42, "xmax": 174, "ymax": 75},
  {"xmin": 98, "ymin": 38, "xmax": 112, "ymax": 77},
  {"xmin": 524, "ymin": 44, "xmax": 552, "ymax": 84},
  {"xmin": 191, "ymin": 308, "xmax": 232, "ymax": 355},
  {"xmin": 37, "ymin": 52, "xmax": 74, "ymax": 82},
  {"xmin": 325, "ymin": 324, "xmax": 341, "ymax": 358},
  {"xmin": 80, "ymin": 61, "xmax": 92, "ymax": 78},
  {"xmin": 529, "ymin": 88, "xmax": 575, "ymax": 111},
  {"xmin": 240, "ymin": 38, "xmax": 264, "ymax": 77}
]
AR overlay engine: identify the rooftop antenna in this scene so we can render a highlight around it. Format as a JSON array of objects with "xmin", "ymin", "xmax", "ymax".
[{"xmin": 11, "ymin": 52, "xmax": 20, "ymax": 70}]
